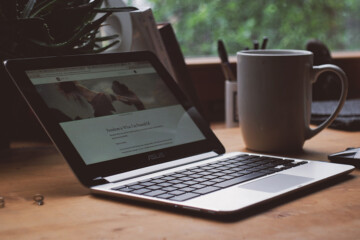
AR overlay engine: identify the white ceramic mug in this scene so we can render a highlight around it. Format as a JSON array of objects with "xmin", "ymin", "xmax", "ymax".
[{"xmin": 237, "ymin": 50, "xmax": 348, "ymax": 152}]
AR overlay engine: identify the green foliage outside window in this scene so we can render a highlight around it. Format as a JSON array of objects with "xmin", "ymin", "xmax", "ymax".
[{"xmin": 127, "ymin": 0, "xmax": 360, "ymax": 57}]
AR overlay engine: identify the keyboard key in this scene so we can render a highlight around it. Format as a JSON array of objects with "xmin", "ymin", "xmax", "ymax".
[
  {"xmin": 246, "ymin": 162, "xmax": 261, "ymax": 167},
  {"xmin": 201, "ymin": 181, "xmax": 217, "ymax": 186},
  {"xmin": 258, "ymin": 169, "xmax": 279, "ymax": 174},
  {"xmin": 211, "ymin": 178, "xmax": 226, "ymax": 183},
  {"xmin": 232, "ymin": 166, "xmax": 246, "ymax": 171},
  {"xmin": 197, "ymin": 171, "xmax": 213, "ymax": 176},
  {"xmin": 236, "ymin": 162, "xmax": 250, "ymax": 166},
  {"xmin": 193, "ymin": 186, "xmax": 220, "ymax": 195},
  {"xmin": 297, "ymin": 161, "xmax": 308, "ymax": 165},
  {"xmin": 178, "ymin": 176, "xmax": 192, "ymax": 181},
  {"xmin": 156, "ymin": 193, "xmax": 174, "ymax": 199},
  {"xmin": 193, "ymin": 178, "xmax": 208, "ymax": 183},
  {"xmin": 219, "ymin": 175, "xmax": 235, "ymax": 180},
  {"xmin": 127, "ymin": 182, "xmax": 140, "ymax": 187},
  {"xmin": 226, "ymin": 163, "xmax": 238, "ymax": 168},
  {"xmin": 162, "ymin": 176, "xmax": 176, "ymax": 181},
  {"xmin": 216, "ymin": 161, "xmax": 229, "ymax": 166},
  {"xmin": 201, "ymin": 166, "xmax": 213, "ymax": 170},
  {"xmin": 144, "ymin": 190, "xmax": 166, "ymax": 197},
  {"xmin": 213, "ymin": 172, "xmax": 227, "ymax": 177},
  {"xmin": 168, "ymin": 190, "xmax": 186, "ymax": 196},
  {"xmin": 265, "ymin": 167, "xmax": 282, "ymax": 173},
  {"xmin": 132, "ymin": 188, "xmax": 151, "ymax": 194},
  {"xmin": 112, "ymin": 186, "xmax": 132, "ymax": 192},
  {"xmin": 158, "ymin": 182, "xmax": 172, "ymax": 187},
  {"xmin": 148, "ymin": 185, "xmax": 162, "ymax": 190},
  {"xmin": 236, "ymin": 155, "xmax": 253, "ymax": 161},
  {"xmin": 183, "ymin": 180, "xmax": 198, "ymax": 185},
  {"xmin": 191, "ymin": 184, "xmax": 206, "ymax": 189},
  {"xmin": 203, "ymin": 175, "xmax": 217, "ymax": 180},
  {"xmin": 214, "ymin": 172, "xmax": 267, "ymax": 188},
  {"xmin": 208, "ymin": 163, "xmax": 222, "ymax": 168},
  {"xmin": 163, "ymin": 186, "xmax": 178, "ymax": 192},
  {"xmin": 151, "ymin": 179, "xmax": 166, "ymax": 184},
  {"xmin": 241, "ymin": 160, "xmax": 256, "ymax": 164},
  {"xmin": 173, "ymin": 183, "xmax": 188, "ymax": 188},
  {"xmin": 180, "ymin": 171, "xmax": 196, "ymax": 175},
  {"xmin": 169, "ymin": 179, "xmax": 182, "ymax": 184},
  {"xmin": 182, "ymin": 187, "xmax": 196, "ymax": 192},
  {"xmin": 172, "ymin": 173, "xmax": 186, "ymax": 178},
  {"xmin": 169, "ymin": 192, "xmax": 200, "ymax": 202},
  {"xmin": 139, "ymin": 182, "xmax": 153, "ymax": 187},
  {"xmin": 128, "ymin": 184, "xmax": 143, "ymax": 190},
  {"xmin": 187, "ymin": 173, "xmax": 203, "ymax": 178},
  {"xmin": 217, "ymin": 166, "xmax": 231, "ymax": 170},
  {"xmin": 229, "ymin": 171, "xmax": 248, "ymax": 177}
]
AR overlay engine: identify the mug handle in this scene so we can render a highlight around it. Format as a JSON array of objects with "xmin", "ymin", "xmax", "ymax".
[{"xmin": 305, "ymin": 64, "xmax": 348, "ymax": 140}]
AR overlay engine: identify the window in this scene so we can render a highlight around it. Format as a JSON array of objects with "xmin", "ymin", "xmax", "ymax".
[{"xmin": 125, "ymin": 0, "xmax": 360, "ymax": 57}]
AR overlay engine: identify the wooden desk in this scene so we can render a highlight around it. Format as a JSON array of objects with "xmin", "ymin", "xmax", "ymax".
[{"xmin": 1, "ymin": 126, "xmax": 359, "ymax": 239}]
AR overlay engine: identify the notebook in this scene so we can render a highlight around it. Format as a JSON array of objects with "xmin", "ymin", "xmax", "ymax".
[{"xmin": 4, "ymin": 51, "xmax": 354, "ymax": 215}]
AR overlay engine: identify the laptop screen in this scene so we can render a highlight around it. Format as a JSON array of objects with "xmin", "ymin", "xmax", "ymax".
[{"xmin": 25, "ymin": 61, "xmax": 206, "ymax": 165}]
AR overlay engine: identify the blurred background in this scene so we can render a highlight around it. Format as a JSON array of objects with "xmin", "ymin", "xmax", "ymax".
[{"xmin": 125, "ymin": 0, "xmax": 360, "ymax": 57}]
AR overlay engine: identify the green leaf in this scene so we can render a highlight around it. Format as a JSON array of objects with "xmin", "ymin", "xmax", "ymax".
[
  {"xmin": 94, "ymin": 7, "xmax": 138, "ymax": 13},
  {"xmin": 29, "ymin": 12, "xmax": 112, "ymax": 49},
  {"xmin": 21, "ymin": 0, "xmax": 38, "ymax": 18}
]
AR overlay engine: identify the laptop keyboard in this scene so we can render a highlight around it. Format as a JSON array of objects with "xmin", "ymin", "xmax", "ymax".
[{"xmin": 111, "ymin": 154, "xmax": 307, "ymax": 202}]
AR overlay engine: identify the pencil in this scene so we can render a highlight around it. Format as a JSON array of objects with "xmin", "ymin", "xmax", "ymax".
[{"xmin": 261, "ymin": 37, "xmax": 268, "ymax": 49}]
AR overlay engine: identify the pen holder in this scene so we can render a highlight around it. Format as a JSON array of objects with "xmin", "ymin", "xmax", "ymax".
[{"xmin": 225, "ymin": 80, "xmax": 239, "ymax": 127}]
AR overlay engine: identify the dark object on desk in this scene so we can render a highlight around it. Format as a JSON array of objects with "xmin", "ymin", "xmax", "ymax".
[
  {"xmin": 329, "ymin": 148, "xmax": 360, "ymax": 168},
  {"xmin": 306, "ymin": 39, "xmax": 341, "ymax": 101},
  {"xmin": 217, "ymin": 39, "xmax": 236, "ymax": 81},
  {"xmin": 33, "ymin": 194, "xmax": 45, "ymax": 206},
  {"xmin": 311, "ymin": 99, "xmax": 360, "ymax": 131}
]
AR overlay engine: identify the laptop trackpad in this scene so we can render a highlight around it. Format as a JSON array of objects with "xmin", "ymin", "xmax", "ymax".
[{"xmin": 240, "ymin": 174, "xmax": 314, "ymax": 193}]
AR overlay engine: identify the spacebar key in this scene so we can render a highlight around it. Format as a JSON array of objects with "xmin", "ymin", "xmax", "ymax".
[
  {"xmin": 169, "ymin": 192, "xmax": 200, "ymax": 202},
  {"xmin": 214, "ymin": 172, "xmax": 266, "ymax": 188}
]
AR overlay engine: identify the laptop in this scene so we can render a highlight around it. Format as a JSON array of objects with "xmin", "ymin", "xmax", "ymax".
[{"xmin": 4, "ymin": 51, "xmax": 354, "ymax": 215}]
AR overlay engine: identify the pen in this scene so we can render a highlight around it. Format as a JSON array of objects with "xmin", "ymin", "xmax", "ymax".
[
  {"xmin": 217, "ymin": 40, "xmax": 236, "ymax": 81},
  {"xmin": 253, "ymin": 40, "xmax": 259, "ymax": 50},
  {"xmin": 261, "ymin": 37, "xmax": 268, "ymax": 49}
]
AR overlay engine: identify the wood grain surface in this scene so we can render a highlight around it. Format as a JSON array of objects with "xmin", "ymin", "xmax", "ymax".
[{"xmin": 0, "ymin": 126, "xmax": 359, "ymax": 240}]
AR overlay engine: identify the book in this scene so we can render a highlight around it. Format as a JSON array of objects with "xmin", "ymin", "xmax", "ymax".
[
  {"xmin": 129, "ymin": 8, "xmax": 176, "ymax": 79},
  {"xmin": 100, "ymin": 5, "xmax": 175, "ymax": 80}
]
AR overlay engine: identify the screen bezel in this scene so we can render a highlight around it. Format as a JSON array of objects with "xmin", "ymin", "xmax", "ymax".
[{"xmin": 4, "ymin": 51, "xmax": 225, "ymax": 187}]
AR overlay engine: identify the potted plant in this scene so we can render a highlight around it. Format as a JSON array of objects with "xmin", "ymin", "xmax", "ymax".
[{"xmin": 0, "ymin": 0, "xmax": 136, "ymax": 149}]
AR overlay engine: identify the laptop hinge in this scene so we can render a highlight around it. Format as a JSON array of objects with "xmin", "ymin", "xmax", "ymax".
[
  {"xmin": 104, "ymin": 151, "xmax": 219, "ymax": 183},
  {"xmin": 91, "ymin": 176, "xmax": 109, "ymax": 184}
]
